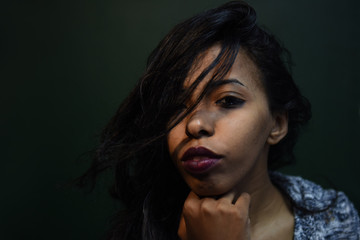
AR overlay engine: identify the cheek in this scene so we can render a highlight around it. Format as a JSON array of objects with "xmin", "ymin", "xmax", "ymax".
[
  {"xmin": 167, "ymin": 124, "xmax": 185, "ymax": 158},
  {"xmin": 218, "ymin": 112, "xmax": 271, "ymax": 152}
]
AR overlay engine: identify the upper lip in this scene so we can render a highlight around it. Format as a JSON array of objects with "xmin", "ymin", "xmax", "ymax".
[{"xmin": 181, "ymin": 146, "xmax": 223, "ymax": 161}]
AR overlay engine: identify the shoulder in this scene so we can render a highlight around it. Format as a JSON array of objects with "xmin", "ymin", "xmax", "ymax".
[{"xmin": 270, "ymin": 171, "xmax": 360, "ymax": 239}]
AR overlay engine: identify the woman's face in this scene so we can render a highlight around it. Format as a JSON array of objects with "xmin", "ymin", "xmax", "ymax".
[{"xmin": 167, "ymin": 45, "xmax": 287, "ymax": 197}]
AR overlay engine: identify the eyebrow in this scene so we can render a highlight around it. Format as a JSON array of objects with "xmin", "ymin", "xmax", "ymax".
[
  {"xmin": 207, "ymin": 78, "xmax": 246, "ymax": 90},
  {"xmin": 182, "ymin": 78, "xmax": 247, "ymax": 102}
]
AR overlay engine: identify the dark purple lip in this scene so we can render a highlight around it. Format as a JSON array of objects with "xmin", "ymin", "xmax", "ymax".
[
  {"xmin": 180, "ymin": 147, "xmax": 223, "ymax": 174},
  {"xmin": 181, "ymin": 146, "xmax": 222, "ymax": 162}
]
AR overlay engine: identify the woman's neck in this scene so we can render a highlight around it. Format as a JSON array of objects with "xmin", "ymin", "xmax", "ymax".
[{"xmin": 245, "ymin": 170, "xmax": 294, "ymax": 239}]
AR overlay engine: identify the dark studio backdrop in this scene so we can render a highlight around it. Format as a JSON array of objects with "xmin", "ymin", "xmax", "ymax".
[{"xmin": 2, "ymin": 0, "xmax": 359, "ymax": 239}]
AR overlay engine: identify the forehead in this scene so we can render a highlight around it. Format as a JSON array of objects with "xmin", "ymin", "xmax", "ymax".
[{"xmin": 184, "ymin": 45, "xmax": 263, "ymax": 91}]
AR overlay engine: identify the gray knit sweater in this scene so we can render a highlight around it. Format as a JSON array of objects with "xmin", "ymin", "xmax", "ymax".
[{"xmin": 271, "ymin": 172, "xmax": 360, "ymax": 239}]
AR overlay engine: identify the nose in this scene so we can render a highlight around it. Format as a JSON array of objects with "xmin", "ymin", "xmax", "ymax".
[{"xmin": 185, "ymin": 109, "xmax": 215, "ymax": 139}]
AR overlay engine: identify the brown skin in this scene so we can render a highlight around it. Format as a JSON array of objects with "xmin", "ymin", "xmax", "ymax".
[
  {"xmin": 178, "ymin": 191, "xmax": 251, "ymax": 240},
  {"xmin": 167, "ymin": 45, "xmax": 294, "ymax": 239}
]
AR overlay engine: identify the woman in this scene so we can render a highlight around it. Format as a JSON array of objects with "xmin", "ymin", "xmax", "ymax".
[{"xmin": 79, "ymin": 1, "xmax": 359, "ymax": 239}]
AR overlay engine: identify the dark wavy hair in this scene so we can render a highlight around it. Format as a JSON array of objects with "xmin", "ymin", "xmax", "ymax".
[{"xmin": 78, "ymin": 1, "xmax": 311, "ymax": 239}]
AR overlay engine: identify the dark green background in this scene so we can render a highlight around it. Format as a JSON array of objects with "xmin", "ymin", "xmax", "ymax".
[{"xmin": 2, "ymin": 0, "xmax": 359, "ymax": 239}]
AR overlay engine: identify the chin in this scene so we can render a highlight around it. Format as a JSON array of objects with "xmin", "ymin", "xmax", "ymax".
[{"xmin": 191, "ymin": 184, "xmax": 229, "ymax": 198}]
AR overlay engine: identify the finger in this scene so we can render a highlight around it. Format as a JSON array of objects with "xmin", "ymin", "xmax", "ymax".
[
  {"xmin": 246, "ymin": 217, "xmax": 251, "ymax": 239},
  {"xmin": 177, "ymin": 213, "xmax": 187, "ymax": 240},
  {"xmin": 218, "ymin": 190, "xmax": 237, "ymax": 204},
  {"xmin": 234, "ymin": 192, "xmax": 251, "ymax": 209},
  {"xmin": 183, "ymin": 191, "xmax": 201, "ymax": 215},
  {"xmin": 184, "ymin": 191, "xmax": 201, "ymax": 207},
  {"xmin": 234, "ymin": 192, "xmax": 251, "ymax": 228},
  {"xmin": 187, "ymin": 191, "xmax": 201, "ymax": 200}
]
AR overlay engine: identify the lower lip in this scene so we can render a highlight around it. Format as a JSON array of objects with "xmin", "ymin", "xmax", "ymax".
[{"xmin": 182, "ymin": 158, "xmax": 221, "ymax": 174}]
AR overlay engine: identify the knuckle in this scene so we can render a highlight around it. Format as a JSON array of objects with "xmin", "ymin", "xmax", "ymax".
[
  {"xmin": 199, "ymin": 200, "xmax": 214, "ymax": 215},
  {"xmin": 216, "ymin": 201, "xmax": 229, "ymax": 213},
  {"xmin": 183, "ymin": 200, "xmax": 197, "ymax": 214},
  {"xmin": 234, "ymin": 210, "xmax": 248, "ymax": 222},
  {"xmin": 241, "ymin": 192, "xmax": 251, "ymax": 203}
]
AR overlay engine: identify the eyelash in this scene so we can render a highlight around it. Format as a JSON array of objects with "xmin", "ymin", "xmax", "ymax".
[{"xmin": 216, "ymin": 96, "xmax": 245, "ymax": 108}]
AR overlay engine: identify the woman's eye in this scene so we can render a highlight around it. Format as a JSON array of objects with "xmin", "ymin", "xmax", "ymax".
[{"xmin": 216, "ymin": 96, "xmax": 245, "ymax": 108}]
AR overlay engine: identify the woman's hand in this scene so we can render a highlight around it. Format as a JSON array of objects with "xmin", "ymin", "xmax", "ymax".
[{"xmin": 178, "ymin": 191, "xmax": 251, "ymax": 240}]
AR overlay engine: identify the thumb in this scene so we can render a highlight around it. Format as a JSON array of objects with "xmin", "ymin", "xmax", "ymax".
[{"xmin": 178, "ymin": 213, "xmax": 187, "ymax": 240}]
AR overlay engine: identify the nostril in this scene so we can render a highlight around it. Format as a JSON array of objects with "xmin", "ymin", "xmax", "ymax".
[
  {"xmin": 185, "ymin": 111, "xmax": 214, "ymax": 138},
  {"xmin": 198, "ymin": 129, "xmax": 209, "ymax": 136}
]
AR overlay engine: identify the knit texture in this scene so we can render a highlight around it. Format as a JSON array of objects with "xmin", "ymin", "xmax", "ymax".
[{"xmin": 271, "ymin": 172, "xmax": 360, "ymax": 239}]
